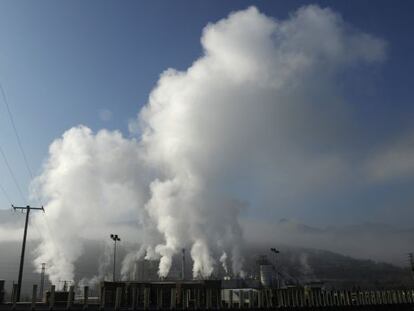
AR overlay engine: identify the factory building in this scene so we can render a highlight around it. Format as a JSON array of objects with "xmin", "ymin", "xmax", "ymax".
[{"xmin": 100, "ymin": 280, "xmax": 222, "ymax": 309}]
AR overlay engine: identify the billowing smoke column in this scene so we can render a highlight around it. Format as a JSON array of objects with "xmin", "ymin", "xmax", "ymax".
[{"xmin": 31, "ymin": 5, "xmax": 386, "ymax": 284}]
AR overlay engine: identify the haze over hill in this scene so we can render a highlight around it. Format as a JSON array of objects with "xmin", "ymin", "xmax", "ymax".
[
  {"xmin": 2, "ymin": 208, "xmax": 413, "ymax": 267},
  {"xmin": 2, "ymin": 208, "xmax": 413, "ymax": 299},
  {"xmin": 1, "ymin": 237, "xmax": 412, "ymax": 300}
]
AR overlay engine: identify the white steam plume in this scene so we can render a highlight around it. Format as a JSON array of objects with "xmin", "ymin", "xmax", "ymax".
[
  {"xmin": 220, "ymin": 252, "xmax": 229, "ymax": 275},
  {"xmin": 31, "ymin": 5, "xmax": 386, "ymax": 283},
  {"xmin": 121, "ymin": 246, "xmax": 146, "ymax": 280},
  {"xmin": 31, "ymin": 127, "xmax": 157, "ymax": 284},
  {"xmin": 78, "ymin": 241, "xmax": 113, "ymax": 288}
]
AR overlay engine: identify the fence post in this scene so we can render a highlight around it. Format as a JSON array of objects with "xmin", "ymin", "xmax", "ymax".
[
  {"xmin": 294, "ymin": 289, "xmax": 299, "ymax": 307},
  {"xmin": 409, "ymin": 290, "xmax": 414, "ymax": 304},
  {"xmin": 386, "ymin": 290, "xmax": 391, "ymax": 304},
  {"xmin": 195, "ymin": 288, "xmax": 200, "ymax": 310},
  {"xmin": 358, "ymin": 292, "xmax": 363, "ymax": 305},
  {"xmin": 83, "ymin": 286, "xmax": 89, "ymax": 310},
  {"xmin": 298, "ymin": 289, "xmax": 304, "ymax": 307},
  {"xmin": 229, "ymin": 289, "xmax": 233, "ymax": 308},
  {"xmin": 320, "ymin": 291, "xmax": 325, "ymax": 306},
  {"xmin": 100, "ymin": 286, "xmax": 106, "ymax": 310},
  {"xmin": 49, "ymin": 285, "xmax": 55, "ymax": 311},
  {"xmin": 239, "ymin": 290, "xmax": 244, "ymax": 309},
  {"xmin": 382, "ymin": 291, "xmax": 388, "ymax": 304},
  {"xmin": 316, "ymin": 290, "xmax": 321, "ymax": 307},
  {"xmin": 157, "ymin": 288, "xmax": 162, "ymax": 310},
  {"xmin": 377, "ymin": 291, "xmax": 382, "ymax": 305},
  {"xmin": 258, "ymin": 290, "xmax": 263, "ymax": 309},
  {"xmin": 66, "ymin": 285, "xmax": 74, "ymax": 310},
  {"xmin": 216, "ymin": 288, "xmax": 221, "ymax": 309},
  {"xmin": 371, "ymin": 291, "xmax": 376, "ymax": 305},
  {"xmin": 170, "ymin": 287, "xmax": 176, "ymax": 310},
  {"xmin": 399, "ymin": 290, "xmax": 407, "ymax": 304},
  {"xmin": 208, "ymin": 288, "xmax": 213, "ymax": 309},
  {"xmin": 265, "ymin": 289, "xmax": 270, "ymax": 308},
  {"xmin": 143, "ymin": 287, "xmax": 149, "ymax": 310},
  {"xmin": 115, "ymin": 287, "xmax": 122, "ymax": 311},
  {"xmin": 248, "ymin": 290, "xmax": 253, "ymax": 309},
  {"xmin": 345, "ymin": 291, "xmax": 351, "ymax": 306},
  {"xmin": 11, "ymin": 283, "xmax": 18, "ymax": 310},
  {"xmin": 31, "ymin": 284, "xmax": 38, "ymax": 310},
  {"xmin": 130, "ymin": 286, "xmax": 137, "ymax": 311}
]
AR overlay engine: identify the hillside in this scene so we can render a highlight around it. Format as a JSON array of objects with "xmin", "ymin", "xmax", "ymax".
[{"xmin": 1, "ymin": 239, "xmax": 413, "ymax": 300}]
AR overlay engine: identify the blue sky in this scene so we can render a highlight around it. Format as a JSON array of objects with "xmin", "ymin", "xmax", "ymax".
[{"xmin": 0, "ymin": 0, "xmax": 414, "ymax": 227}]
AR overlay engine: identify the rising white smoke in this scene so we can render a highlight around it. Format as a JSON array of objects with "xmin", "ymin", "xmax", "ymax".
[
  {"xmin": 120, "ymin": 246, "xmax": 146, "ymax": 280},
  {"xmin": 31, "ymin": 128, "xmax": 157, "ymax": 284},
  {"xmin": 220, "ymin": 252, "xmax": 229, "ymax": 275},
  {"xmin": 31, "ymin": 5, "xmax": 386, "ymax": 283}
]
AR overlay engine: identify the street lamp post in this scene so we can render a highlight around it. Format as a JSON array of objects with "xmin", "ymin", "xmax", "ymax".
[
  {"xmin": 270, "ymin": 248, "xmax": 280, "ymax": 288},
  {"xmin": 110, "ymin": 234, "xmax": 121, "ymax": 282}
]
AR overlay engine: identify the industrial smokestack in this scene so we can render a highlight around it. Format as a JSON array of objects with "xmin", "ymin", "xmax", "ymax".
[{"xmin": 181, "ymin": 249, "xmax": 186, "ymax": 280}]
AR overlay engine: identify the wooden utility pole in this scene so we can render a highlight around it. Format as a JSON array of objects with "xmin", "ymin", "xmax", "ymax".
[{"xmin": 13, "ymin": 205, "xmax": 44, "ymax": 302}]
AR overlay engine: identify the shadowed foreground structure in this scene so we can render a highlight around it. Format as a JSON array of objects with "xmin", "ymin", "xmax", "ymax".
[{"xmin": 1, "ymin": 280, "xmax": 414, "ymax": 310}]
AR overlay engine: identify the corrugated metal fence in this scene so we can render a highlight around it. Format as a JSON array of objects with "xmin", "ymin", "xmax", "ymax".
[{"xmin": 1, "ymin": 283, "xmax": 414, "ymax": 310}]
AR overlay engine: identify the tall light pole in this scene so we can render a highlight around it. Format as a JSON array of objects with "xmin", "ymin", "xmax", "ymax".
[
  {"xmin": 110, "ymin": 234, "xmax": 121, "ymax": 282},
  {"xmin": 270, "ymin": 248, "xmax": 280, "ymax": 288}
]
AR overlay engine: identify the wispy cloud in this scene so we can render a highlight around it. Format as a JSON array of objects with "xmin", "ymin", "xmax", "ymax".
[
  {"xmin": 366, "ymin": 132, "xmax": 414, "ymax": 182},
  {"xmin": 98, "ymin": 108, "xmax": 112, "ymax": 122}
]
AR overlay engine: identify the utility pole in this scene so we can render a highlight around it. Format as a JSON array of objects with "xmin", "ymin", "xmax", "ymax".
[
  {"xmin": 409, "ymin": 253, "xmax": 414, "ymax": 281},
  {"xmin": 13, "ymin": 205, "xmax": 44, "ymax": 302},
  {"xmin": 39, "ymin": 263, "xmax": 45, "ymax": 301},
  {"xmin": 270, "ymin": 248, "xmax": 280, "ymax": 288},
  {"xmin": 110, "ymin": 234, "xmax": 120, "ymax": 282}
]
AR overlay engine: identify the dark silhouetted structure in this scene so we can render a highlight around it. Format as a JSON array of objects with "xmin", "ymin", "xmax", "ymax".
[
  {"xmin": 110, "ymin": 234, "xmax": 121, "ymax": 282},
  {"xmin": 12, "ymin": 205, "xmax": 44, "ymax": 302}
]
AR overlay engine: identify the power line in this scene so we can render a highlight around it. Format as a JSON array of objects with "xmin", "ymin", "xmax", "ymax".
[
  {"xmin": 0, "ymin": 145, "xmax": 26, "ymax": 202},
  {"xmin": 0, "ymin": 81, "xmax": 56, "ymax": 288},
  {"xmin": 0, "ymin": 82, "xmax": 34, "ymax": 179},
  {"xmin": 0, "ymin": 181, "xmax": 11, "ymax": 204},
  {"xmin": 0, "ymin": 82, "xmax": 53, "ymax": 292},
  {"xmin": 0, "ymin": 81, "xmax": 44, "ymax": 208}
]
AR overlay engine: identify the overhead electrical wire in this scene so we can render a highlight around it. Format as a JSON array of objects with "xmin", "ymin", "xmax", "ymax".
[
  {"xmin": 0, "ymin": 80, "xmax": 59, "ymax": 284},
  {"xmin": 0, "ymin": 81, "xmax": 65, "ymax": 275},
  {"xmin": 0, "ymin": 81, "xmax": 28, "ymax": 203},
  {"xmin": 0, "ymin": 80, "xmax": 46, "ymax": 211},
  {"xmin": 0, "ymin": 144, "xmax": 26, "ymax": 202},
  {"xmin": 0, "ymin": 80, "xmax": 48, "ymax": 238},
  {"xmin": 0, "ymin": 180, "xmax": 11, "ymax": 204},
  {"xmin": 0, "ymin": 80, "xmax": 61, "ymax": 262},
  {"xmin": 0, "ymin": 82, "xmax": 34, "ymax": 179}
]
